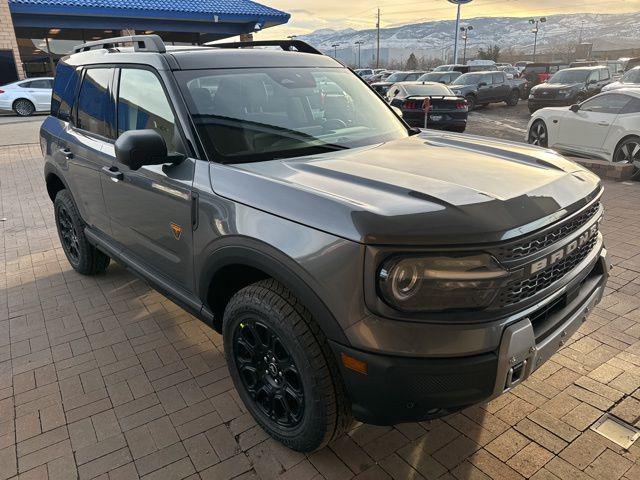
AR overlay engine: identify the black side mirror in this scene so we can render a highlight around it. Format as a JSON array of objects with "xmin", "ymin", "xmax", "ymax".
[
  {"xmin": 478, "ymin": 82, "xmax": 487, "ymax": 88},
  {"xmin": 570, "ymin": 104, "xmax": 581, "ymax": 112},
  {"xmin": 115, "ymin": 129, "xmax": 168, "ymax": 170}
]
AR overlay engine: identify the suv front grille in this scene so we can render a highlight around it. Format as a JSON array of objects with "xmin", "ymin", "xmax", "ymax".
[
  {"xmin": 498, "ymin": 235, "xmax": 598, "ymax": 307},
  {"xmin": 496, "ymin": 202, "xmax": 601, "ymax": 261}
]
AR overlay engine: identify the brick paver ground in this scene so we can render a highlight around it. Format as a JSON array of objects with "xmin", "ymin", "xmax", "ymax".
[{"xmin": 1, "ymin": 143, "xmax": 639, "ymax": 480}]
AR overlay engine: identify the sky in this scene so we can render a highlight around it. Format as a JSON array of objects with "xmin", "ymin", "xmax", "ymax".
[{"xmin": 255, "ymin": 0, "xmax": 640, "ymax": 39}]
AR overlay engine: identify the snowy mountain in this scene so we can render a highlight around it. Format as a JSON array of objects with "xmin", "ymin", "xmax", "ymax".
[{"xmin": 299, "ymin": 12, "xmax": 640, "ymax": 64}]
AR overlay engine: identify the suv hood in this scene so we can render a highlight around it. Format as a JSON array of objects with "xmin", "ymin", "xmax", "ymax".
[
  {"xmin": 210, "ymin": 132, "xmax": 601, "ymax": 245},
  {"xmin": 534, "ymin": 82, "xmax": 583, "ymax": 91}
]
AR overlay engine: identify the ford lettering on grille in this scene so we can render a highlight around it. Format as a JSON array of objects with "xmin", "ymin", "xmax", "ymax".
[{"xmin": 528, "ymin": 223, "xmax": 599, "ymax": 276}]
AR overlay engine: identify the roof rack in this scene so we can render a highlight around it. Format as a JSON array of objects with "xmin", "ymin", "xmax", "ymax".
[
  {"xmin": 73, "ymin": 34, "xmax": 166, "ymax": 54},
  {"xmin": 206, "ymin": 39, "xmax": 322, "ymax": 55}
]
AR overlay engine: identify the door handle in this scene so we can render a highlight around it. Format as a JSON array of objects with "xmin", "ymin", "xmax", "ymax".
[
  {"xmin": 101, "ymin": 166, "xmax": 123, "ymax": 181},
  {"xmin": 597, "ymin": 122, "xmax": 610, "ymax": 127},
  {"xmin": 59, "ymin": 148, "xmax": 73, "ymax": 160}
]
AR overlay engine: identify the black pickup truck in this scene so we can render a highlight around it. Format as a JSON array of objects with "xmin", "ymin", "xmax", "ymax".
[{"xmin": 449, "ymin": 71, "xmax": 526, "ymax": 110}]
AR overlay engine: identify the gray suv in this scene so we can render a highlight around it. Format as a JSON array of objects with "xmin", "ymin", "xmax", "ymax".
[{"xmin": 41, "ymin": 35, "xmax": 610, "ymax": 453}]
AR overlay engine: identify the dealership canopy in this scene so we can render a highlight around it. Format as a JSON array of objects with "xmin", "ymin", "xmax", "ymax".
[{"xmin": 8, "ymin": 0, "xmax": 291, "ymax": 41}]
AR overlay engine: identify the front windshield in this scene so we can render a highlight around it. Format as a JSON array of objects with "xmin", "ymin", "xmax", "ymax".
[
  {"xmin": 176, "ymin": 68, "xmax": 408, "ymax": 164},
  {"xmin": 622, "ymin": 69, "xmax": 640, "ymax": 83},
  {"xmin": 548, "ymin": 70, "xmax": 589, "ymax": 84},
  {"xmin": 404, "ymin": 84, "xmax": 452, "ymax": 96},
  {"xmin": 452, "ymin": 73, "xmax": 481, "ymax": 86}
]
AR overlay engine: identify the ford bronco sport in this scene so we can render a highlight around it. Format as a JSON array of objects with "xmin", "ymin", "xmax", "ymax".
[{"xmin": 42, "ymin": 35, "xmax": 610, "ymax": 453}]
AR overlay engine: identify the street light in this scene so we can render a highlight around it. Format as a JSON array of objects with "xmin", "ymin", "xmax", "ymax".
[
  {"xmin": 460, "ymin": 25, "xmax": 473, "ymax": 64},
  {"xmin": 354, "ymin": 41, "xmax": 364, "ymax": 68},
  {"xmin": 331, "ymin": 43, "xmax": 340, "ymax": 59},
  {"xmin": 529, "ymin": 17, "xmax": 546, "ymax": 62},
  {"xmin": 448, "ymin": 0, "xmax": 473, "ymax": 65}
]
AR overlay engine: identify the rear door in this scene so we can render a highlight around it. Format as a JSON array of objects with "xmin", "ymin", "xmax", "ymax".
[
  {"xmin": 477, "ymin": 73, "xmax": 494, "ymax": 103},
  {"xmin": 28, "ymin": 79, "xmax": 53, "ymax": 110},
  {"xmin": 557, "ymin": 93, "xmax": 629, "ymax": 156},
  {"xmin": 492, "ymin": 72, "xmax": 509, "ymax": 101},
  {"xmin": 65, "ymin": 67, "xmax": 114, "ymax": 234},
  {"xmin": 101, "ymin": 66, "xmax": 195, "ymax": 291}
]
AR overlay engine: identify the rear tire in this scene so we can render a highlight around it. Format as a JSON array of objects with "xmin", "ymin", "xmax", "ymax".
[
  {"xmin": 54, "ymin": 190, "xmax": 110, "ymax": 275},
  {"xmin": 506, "ymin": 90, "xmax": 520, "ymax": 106},
  {"xmin": 13, "ymin": 99, "xmax": 35, "ymax": 117},
  {"xmin": 223, "ymin": 279, "xmax": 352, "ymax": 453},
  {"xmin": 613, "ymin": 136, "xmax": 640, "ymax": 179},
  {"xmin": 528, "ymin": 120, "xmax": 549, "ymax": 148},
  {"xmin": 465, "ymin": 95, "xmax": 476, "ymax": 111}
]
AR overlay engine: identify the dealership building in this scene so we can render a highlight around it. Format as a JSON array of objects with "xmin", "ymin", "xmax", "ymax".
[{"xmin": 0, "ymin": 0, "xmax": 290, "ymax": 84}]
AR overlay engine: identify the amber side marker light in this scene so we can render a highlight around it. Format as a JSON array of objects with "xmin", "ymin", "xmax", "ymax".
[{"xmin": 341, "ymin": 353, "xmax": 368, "ymax": 375}]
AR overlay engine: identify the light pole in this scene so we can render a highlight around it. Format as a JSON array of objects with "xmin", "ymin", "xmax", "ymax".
[
  {"xmin": 331, "ymin": 43, "xmax": 340, "ymax": 59},
  {"xmin": 460, "ymin": 25, "xmax": 473, "ymax": 64},
  {"xmin": 448, "ymin": 0, "xmax": 473, "ymax": 65},
  {"xmin": 354, "ymin": 41, "xmax": 365, "ymax": 68},
  {"xmin": 529, "ymin": 17, "xmax": 546, "ymax": 62}
]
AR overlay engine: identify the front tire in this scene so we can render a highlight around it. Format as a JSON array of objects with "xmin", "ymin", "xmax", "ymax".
[
  {"xmin": 528, "ymin": 119, "xmax": 548, "ymax": 148},
  {"xmin": 13, "ymin": 99, "xmax": 35, "ymax": 117},
  {"xmin": 223, "ymin": 279, "xmax": 351, "ymax": 452},
  {"xmin": 613, "ymin": 136, "xmax": 640, "ymax": 179},
  {"xmin": 506, "ymin": 90, "xmax": 520, "ymax": 106},
  {"xmin": 54, "ymin": 190, "xmax": 110, "ymax": 275}
]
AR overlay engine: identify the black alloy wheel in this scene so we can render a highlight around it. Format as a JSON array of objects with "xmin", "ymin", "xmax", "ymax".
[
  {"xmin": 57, "ymin": 202, "xmax": 81, "ymax": 266},
  {"xmin": 233, "ymin": 318, "xmax": 305, "ymax": 428},
  {"xmin": 614, "ymin": 136, "xmax": 640, "ymax": 179},
  {"xmin": 13, "ymin": 99, "xmax": 35, "ymax": 117},
  {"xmin": 528, "ymin": 120, "xmax": 548, "ymax": 148}
]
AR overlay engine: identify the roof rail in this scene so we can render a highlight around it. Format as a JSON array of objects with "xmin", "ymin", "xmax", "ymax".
[
  {"xmin": 206, "ymin": 39, "xmax": 323, "ymax": 55},
  {"xmin": 73, "ymin": 34, "xmax": 166, "ymax": 54}
]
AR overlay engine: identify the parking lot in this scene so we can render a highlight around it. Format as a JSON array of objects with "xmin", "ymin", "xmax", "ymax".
[{"xmin": 1, "ymin": 102, "xmax": 640, "ymax": 480}]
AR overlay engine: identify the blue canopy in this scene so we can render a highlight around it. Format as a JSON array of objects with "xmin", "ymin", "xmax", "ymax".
[{"xmin": 9, "ymin": 0, "xmax": 290, "ymax": 39}]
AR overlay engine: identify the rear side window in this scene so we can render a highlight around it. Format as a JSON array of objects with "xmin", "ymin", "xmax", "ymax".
[
  {"xmin": 76, "ymin": 68, "xmax": 113, "ymax": 137},
  {"xmin": 29, "ymin": 79, "xmax": 51, "ymax": 89},
  {"xmin": 51, "ymin": 62, "xmax": 80, "ymax": 121},
  {"xmin": 620, "ymin": 96, "xmax": 640, "ymax": 114}
]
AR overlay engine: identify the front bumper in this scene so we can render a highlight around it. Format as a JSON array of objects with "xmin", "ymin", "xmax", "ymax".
[{"xmin": 331, "ymin": 247, "xmax": 609, "ymax": 425}]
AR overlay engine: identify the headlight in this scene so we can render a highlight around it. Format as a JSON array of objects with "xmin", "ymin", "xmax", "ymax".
[
  {"xmin": 558, "ymin": 90, "xmax": 572, "ymax": 97},
  {"xmin": 378, "ymin": 254, "xmax": 508, "ymax": 312}
]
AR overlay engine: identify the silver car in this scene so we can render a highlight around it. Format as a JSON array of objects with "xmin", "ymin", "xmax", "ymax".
[{"xmin": 0, "ymin": 77, "xmax": 53, "ymax": 116}]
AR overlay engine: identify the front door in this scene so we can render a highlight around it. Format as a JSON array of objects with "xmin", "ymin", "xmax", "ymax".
[
  {"xmin": 557, "ymin": 93, "xmax": 630, "ymax": 155},
  {"xmin": 101, "ymin": 67, "xmax": 195, "ymax": 291}
]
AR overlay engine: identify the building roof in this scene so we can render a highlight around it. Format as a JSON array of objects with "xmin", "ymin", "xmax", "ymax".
[
  {"xmin": 8, "ymin": 0, "xmax": 290, "ymax": 42},
  {"xmin": 8, "ymin": 0, "xmax": 289, "ymax": 19}
]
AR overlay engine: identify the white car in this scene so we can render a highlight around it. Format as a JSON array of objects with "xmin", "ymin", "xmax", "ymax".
[
  {"xmin": 0, "ymin": 77, "xmax": 53, "ymax": 116},
  {"xmin": 527, "ymin": 89, "xmax": 640, "ymax": 170},
  {"xmin": 602, "ymin": 66, "xmax": 640, "ymax": 92}
]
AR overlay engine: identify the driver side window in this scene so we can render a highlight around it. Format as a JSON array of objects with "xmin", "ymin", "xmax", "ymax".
[
  {"xmin": 581, "ymin": 94, "xmax": 630, "ymax": 114},
  {"xmin": 117, "ymin": 68, "xmax": 183, "ymax": 153}
]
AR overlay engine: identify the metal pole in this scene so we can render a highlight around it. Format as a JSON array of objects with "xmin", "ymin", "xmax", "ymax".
[
  {"xmin": 533, "ymin": 27, "xmax": 538, "ymax": 62},
  {"xmin": 44, "ymin": 37, "xmax": 55, "ymax": 75},
  {"xmin": 376, "ymin": 8, "xmax": 380, "ymax": 69},
  {"xmin": 453, "ymin": 3, "xmax": 461, "ymax": 64},
  {"xmin": 462, "ymin": 35, "xmax": 467, "ymax": 64},
  {"xmin": 358, "ymin": 43, "xmax": 361, "ymax": 68}
]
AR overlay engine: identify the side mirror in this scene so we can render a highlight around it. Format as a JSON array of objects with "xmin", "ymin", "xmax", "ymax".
[
  {"xmin": 588, "ymin": 79, "xmax": 597, "ymax": 85},
  {"xmin": 115, "ymin": 129, "xmax": 168, "ymax": 170},
  {"xmin": 478, "ymin": 82, "xmax": 487, "ymax": 88},
  {"xmin": 570, "ymin": 104, "xmax": 581, "ymax": 113}
]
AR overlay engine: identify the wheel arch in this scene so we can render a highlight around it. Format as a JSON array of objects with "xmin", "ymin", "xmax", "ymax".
[
  {"xmin": 44, "ymin": 165, "xmax": 69, "ymax": 202},
  {"xmin": 12, "ymin": 97, "xmax": 35, "ymax": 110},
  {"xmin": 612, "ymin": 133, "xmax": 640, "ymax": 161},
  {"xmin": 199, "ymin": 240, "xmax": 349, "ymax": 345}
]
